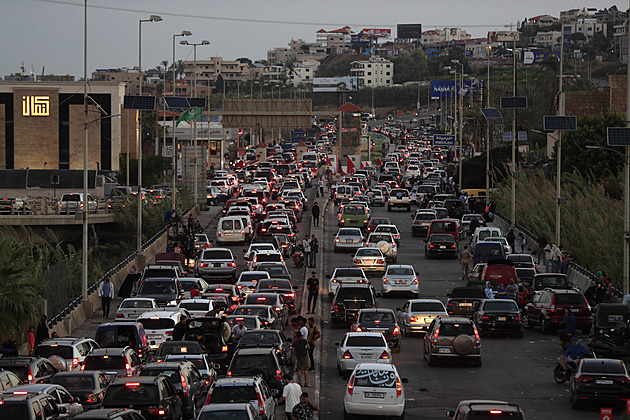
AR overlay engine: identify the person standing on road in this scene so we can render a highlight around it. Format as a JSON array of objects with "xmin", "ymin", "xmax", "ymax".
[
  {"xmin": 302, "ymin": 235, "xmax": 311, "ymax": 266},
  {"xmin": 98, "ymin": 276, "xmax": 114, "ymax": 318},
  {"xmin": 468, "ymin": 217, "xmax": 480, "ymax": 243},
  {"xmin": 276, "ymin": 374, "xmax": 302, "ymax": 419},
  {"xmin": 459, "ymin": 246, "xmax": 472, "ymax": 280},
  {"xmin": 309, "ymin": 234, "xmax": 319, "ymax": 268},
  {"xmin": 495, "ymin": 284, "xmax": 509, "ymax": 299},
  {"xmin": 506, "ymin": 278, "xmax": 519, "ymax": 301},
  {"xmin": 231, "ymin": 319, "xmax": 247, "ymax": 342},
  {"xmin": 519, "ymin": 283, "xmax": 531, "ymax": 310},
  {"xmin": 306, "ymin": 272, "xmax": 319, "ymax": 314},
  {"xmin": 551, "ymin": 242, "xmax": 563, "ymax": 273},
  {"xmin": 536, "ymin": 234, "xmax": 547, "ymax": 265},
  {"xmin": 172, "ymin": 315, "xmax": 188, "ymax": 341},
  {"xmin": 506, "ymin": 229, "xmax": 516, "ymax": 253},
  {"xmin": 291, "ymin": 392, "xmax": 319, "ymax": 420},
  {"xmin": 484, "ymin": 281, "xmax": 494, "ymax": 299},
  {"xmin": 307, "ymin": 317, "xmax": 320, "ymax": 372},
  {"xmin": 312, "ymin": 202, "xmax": 320, "ymax": 227},
  {"xmin": 518, "ymin": 233, "xmax": 527, "ymax": 254},
  {"xmin": 318, "ymin": 178, "xmax": 324, "ymax": 197},
  {"xmin": 292, "ymin": 331, "xmax": 310, "ymax": 387}
]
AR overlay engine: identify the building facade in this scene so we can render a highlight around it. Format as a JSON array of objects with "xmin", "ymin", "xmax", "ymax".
[{"xmin": 350, "ymin": 56, "xmax": 393, "ymax": 88}]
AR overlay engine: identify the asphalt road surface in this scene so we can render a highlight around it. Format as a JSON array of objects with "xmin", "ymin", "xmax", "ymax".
[{"xmin": 317, "ymin": 197, "xmax": 606, "ymax": 420}]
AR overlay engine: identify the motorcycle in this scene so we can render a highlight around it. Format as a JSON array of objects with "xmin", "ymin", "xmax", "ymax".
[
  {"xmin": 293, "ymin": 244, "xmax": 305, "ymax": 268},
  {"xmin": 587, "ymin": 330, "xmax": 630, "ymax": 358},
  {"xmin": 553, "ymin": 360, "xmax": 578, "ymax": 384}
]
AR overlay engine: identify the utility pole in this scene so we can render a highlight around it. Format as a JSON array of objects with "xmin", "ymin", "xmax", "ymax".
[{"xmin": 511, "ymin": 36, "xmax": 517, "ymax": 229}]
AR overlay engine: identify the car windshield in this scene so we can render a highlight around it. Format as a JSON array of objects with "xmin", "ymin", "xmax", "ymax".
[
  {"xmin": 369, "ymin": 234, "xmax": 392, "ymax": 242},
  {"xmin": 345, "ymin": 335, "xmax": 386, "ymax": 347},
  {"xmin": 179, "ymin": 302, "xmax": 211, "ymax": 311},
  {"xmin": 258, "ymin": 280, "xmax": 291, "ymax": 290},
  {"xmin": 338, "ymin": 229, "xmax": 360, "ymax": 236},
  {"xmin": 84, "ymin": 356, "xmax": 126, "ymax": 370},
  {"xmin": 386, "ymin": 267, "xmax": 414, "ymax": 276},
  {"xmin": 537, "ymin": 276, "xmax": 567, "ymax": 288},
  {"xmin": 335, "ymin": 269, "xmax": 365, "ymax": 278},
  {"xmin": 581, "ymin": 362, "xmax": 627, "ymax": 375},
  {"xmin": 143, "ymin": 268, "xmax": 176, "ymax": 278},
  {"xmin": 343, "ymin": 206, "xmax": 366, "ymax": 215},
  {"xmin": 431, "ymin": 221, "xmax": 457, "ymax": 232},
  {"xmin": 415, "ymin": 214, "xmax": 435, "ymax": 221},
  {"xmin": 231, "ymin": 354, "xmax": 273, "ymax": 371},
  {"xmin": 246, "ymin": 295, "xmax": 277, "ymax": 305},
  {"xmin": 411, "ymin": 302, "xmax": 445, "ymax": 312},
  {"xmin": 353, "ymin": 369, "xmax": 397, "ymax": 388},
  {"xmin": 180, "ymin": 282, "xmax": 199, "ymax": 292},
  {"xmin": 336, "ymin": 288, "xmax": 373, "ymax": 302},
  {"xmin": 256, "ymin": 254, "xmax": 282, "ymax": 263},
  {"xmin": 34, "ymin": 345, "xmax": 74, "ymax": 359},
  {"xmin": 483, "ymin": 301, "xmax": 519, "ymax": 312},
  {"xmin": 371, "ymin": 219, "xmax": 389, "ymax": 225},
  {"xmin": 105, "ymin": 384, "xmax": 159, "ymax": 404},
  {"xmin": 234, "ymin": 307, "xmax": 268, "ymax": 318},
  {"xmin": 555, "ymin": 294, "xmax": 587, "ymax": 305},
  {"xmin": 359, "ymin": 312, "xmax": 395, "ymax": 323},
  {"xmin": 439, "ymin": 323, "xmax": 475, "ymax": 336},
  {"xmin": 208, "ymin": 385, "xmax": 257, "ymax": 404},
  {"xmin": 240, "ymin": 274, "xmax": 268, "ymax": 282},
  {"xmin": 203, "ymin": 250, "xmax": 233, "ymax": 260},
  {"xmin": 52, "ymin": 374, "xmax": 95, "ymax": 390},
  {"xmin": 138, "ymin": 281, "xmax": 175, "ymax": 295},
  {"xmin": 356, "ymin": 249, "xmax": 382, "ymax": 257},
  {"xmin": 240, "ymin": 332, "xmax": 280, "ymax": 345},
  {"xmin": 120, "ymin": 300, "xmax": 154, "ymax": 309}
]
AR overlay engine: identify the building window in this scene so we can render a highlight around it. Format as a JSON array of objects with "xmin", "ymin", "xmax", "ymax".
[
  {"xmin": 367, "ymin": 79, "xmax": 372, "ymax": 84},
  {"xmin": 386, "ymin": 72, "xmax": 390, "ymax": 76},
  {"xmin": 367, "ymin": 72, "xmax": 371, "ymax": 76}
]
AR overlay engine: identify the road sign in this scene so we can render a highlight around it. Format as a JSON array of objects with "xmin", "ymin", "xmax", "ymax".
[
  {"xmin": 377, "ymin": 134, "xmax": 381, "ymax": 139},
  {"xmin": 543, "ymin": 116, "xmax": 577, "ymax": 131},
  {"xmin": 481, "ymin": 108, "xmax": 503, "ymax": 119},
  {"xmin": 433, "ymin": 134, "xmax": 456, "ymax": 146},
  {"xmin": 607, "ymin": 127, "xmax": 630, "ymax": 147},
  {"xmin": 164, "ymin": 96, "xmax": 206, "ymax": 109},
  {"xmin": 601, "ymin": 407, "xmax": 612, "ymax": 420}
]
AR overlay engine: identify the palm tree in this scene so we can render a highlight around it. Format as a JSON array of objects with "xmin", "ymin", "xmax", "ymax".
[{"xmin": 176, "ymin": 60, "xmax": 186, "ymax": 79}]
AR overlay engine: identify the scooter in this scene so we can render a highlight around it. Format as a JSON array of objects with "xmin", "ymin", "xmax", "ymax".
[
  {"xmin": 587, "ymin": 332, "xmax": 630, "ymax": 358},
  {"xmin": 554, "ymin": 360, "xmax": 577, "ymax": 384},
  {"xmin": 293, "ymin": 244, "xmax": 305, "ymax": 268}
]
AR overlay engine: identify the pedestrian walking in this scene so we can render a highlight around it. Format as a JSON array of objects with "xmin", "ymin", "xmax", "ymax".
[
  {"xmin": 506, "ymin": 229, "xmax": 516, "ymax": 253},
  {"xmin": 306, "ymin": 272, "xmax": 319, "ymax": 313},
  {"xmin": 98, "ymin": 275, "xmax": 114, "ymax": 318},
  {"xmin": 291, "ymin": 392, "xmax": 319, "ymax": 420},
  {"xmin": 318, "ymin": 178, "xmax": 324, "ymax": 197},
  {"xmin": 302, "ymin": 235, "xmax": 311, "ymax": 266},
  {"xmin": 544, "ymin": 241, "xmax": 559, "ymax": 273},
  {"xmin": 35, "ymin": 315, "xmax": 49, "ymax": 346},
  {"xmin": 309, "ymin": 234, "xmax": 318, "ymax": 268},
  {"xmin": 276, "ymin": 374, "xmax": 302, "ymax": 419},
  {"xmin": 307, "ymin": 317, "xmax": 320, "ymax": 371},
  {"xmin": 292, "ymin": 331, "xmax": 310, "ymax": 387},
  {"xmin": 551, "ymin": 243, "xmax": 563, "ymax": 273},
  {"xmin": 311, "ymin": 202, "xmax": 320, "ymax": 227},
  {"xmin": 459, "ymin": 246, "xmax": 473, "ymax": 280},
  {"xmin": 536, "ymin": 234, "xmax": 547, "ymax": 264},
  {"xmin": 518, "ymin": 233, "xmax": 527, "ymax": 254},
  {"xmin": 28, "ymin": 326, "xmax": 36, "ymax": 355}
]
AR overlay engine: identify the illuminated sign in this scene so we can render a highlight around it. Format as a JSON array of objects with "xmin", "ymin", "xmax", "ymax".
[{"xmin": 22, "ymin": 96, "xmax": 50, "ymax": 116}]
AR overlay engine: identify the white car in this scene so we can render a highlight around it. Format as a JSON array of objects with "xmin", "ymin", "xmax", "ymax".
[
  {"xmin": 327, "ymin": 267, "xmax": 369, "ymax": 298},
  {"xmin": 381, "ymin": 265, "xmax": 419, "ymax": 298},
  {"xmin": 344, "ymin": 363, "xmax": 406, "ymax": 418},
  {"xmin": 335, "ymin": 332, "xmax": 392, "ymax": 375},
  {"xmin": 236, "ymin": 271, "xmax": 271, "ymax": 296},
  {"xmin": 115, "ymin": 298, "xmax": 159, "ymax": 321},
  {"xmin": 177, "ymin": 299, "xmax": 215, "ymax": 318},
  {"xmin": 483, "ymin": 236, "xmax": 512, "ymax": 254},
  {"xmin": 247, "ymin": 250, "xmax": 285, "ymax": 271},
  {"xmin": 216, "ymin": 216, "xmax": 246, "ymax": 244},
  {"xmin": 179, "ymin": 277, "xmax": 209, "ymax": 299},
  {"xmin": 395, "ymin": 299, "xmax": 447, "ymax": 335},
  {"xmin": 137, "ymin": 308, "xmax": 190, "ymax": 351}
]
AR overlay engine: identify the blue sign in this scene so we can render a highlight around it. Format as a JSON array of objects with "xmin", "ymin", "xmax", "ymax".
[
  {"xmin": 428, "ymin": 49, "xmax": 440, "ymax": 57},
  {"xmin": 433, "ymin": 134, "xmax": 456, "ymax": 146},
  {"xmin": 524, "ymin": 51, "xmax": 560, "ymax": 65},
  {"xmin": 351, "ymin": 34, "xmax": 370, "ymax": 44},
  {"xmin": 376, "ymin": 134, "xmax": 381, "ymax": 139},
  {"xmin": 430, "ymin": 80, "xmax": 485, "ymax": 99},
  {"xmin": 465, "ymin": 50, "xmax": 473, "ymax": 58}
]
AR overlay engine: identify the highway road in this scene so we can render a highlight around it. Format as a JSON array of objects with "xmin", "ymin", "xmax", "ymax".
[{"xmin": 317, "ymin": 197, "xmax": 602, "ymax": 419}]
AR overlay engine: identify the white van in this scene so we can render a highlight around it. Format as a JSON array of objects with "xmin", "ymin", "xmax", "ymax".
[
  {"xmin": 334, "ymin": 185, "xmax": 360, "ymax": 204},
  {"xmin": 302, "ymin": 152, "xmax": 319, "ymax": 163},
  {"xmin": 216, "ymin": 216, "xmax": 246, "ymax": 245},
  {"xmin": 471, "ymin": 227, "xmax": 502, "ymax": 247}
]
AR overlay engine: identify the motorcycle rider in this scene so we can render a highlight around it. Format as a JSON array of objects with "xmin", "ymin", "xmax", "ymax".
[
  {"xmin": 560, "ymin": 337, "xmax": 588, "ymax": 371},
  {"xmin": 558, "ymin": 307, "xmax": 576, "ymax": 347}
]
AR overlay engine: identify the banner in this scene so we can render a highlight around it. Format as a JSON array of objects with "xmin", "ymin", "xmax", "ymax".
[
  {"xmin": 361, "ymin": 28, "xmax": 392, "ymax": 38},
  {"xmin": 430, "ymin": 80, "xmax": 485, "ymax": 99},
  {"xmin": 523, "ymin": 51, "xmax": 560, "ymax": 65},
  {"xmin": 313, "ymin": 77, "xmax": 358, "ymax": 92}
]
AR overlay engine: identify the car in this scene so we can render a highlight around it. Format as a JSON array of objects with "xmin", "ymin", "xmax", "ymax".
[
  {"xmin": 177, "ymin": 299, "xmax": 215, "ymax": 318},
  {"xmin": 481, "ymin": 260, "xmax": 518, "ymax": 288},
  {"xmin": 93, "ymin": 323, "xmax": 150, "ymax": 361},
  {"xmin": 396, "ymin": 299, "xmax": 448, "ymax": 335},
  {"xmin": 0, "ymin": 197, "xmax": 32, "ymax": 215},
  {"xmin": 532, "ymin": 273, "xmax": 569, "ymax": 291},
  {"xmin": 50, "ymin": 371, "xmax": 111, "ymax": 410},
  {"xmin": 195, "ymin": 248, "xmax": 237, "ymax": 281},
  {"xmin": 0, "ymin": 370, "xmax": 22, "ymax": 391},
  {"xmin": 364, "ymin": 232, "xmax": 398, "ymax": 263},
  {"xmin": 446, "ymin": 287, "xmax": 486, "ymax": 318},
  {"xmin": 472, "ymin": 299, "xmax": 523, "ymax": 337},
  {"xmin": 226, "ymin": 347, "xmax": 289, "ymax": 392},
  {"xmin": 0, "ymin": 383, "xmax": 83, "ymax": 417},
  {"xmin": 506, "ymin": 253, "xmax": 536, "ymax": 269},
  {"xmin": 237, "ymin": 329, "xmax": 295, "ymax": 367},
  {"xmin": 351, "ymin": 309, "xmax": 401, "ymax": 352},
  {"xmin": 81, "ymin": 348, "xmax": 141, "ymax": 382},
  {"xmin": 58, "ymin": 193, "xmax": 98, "ymax": 214},
  {"xmin": 139, "ymin": 361, "xmax": 210, "ymax": 419},
  {"xmin": 447, "ymin": 400, "xmax": 526, "ymax": 419},
  {"xmin": 461, "ymin": 214, "xmax": 486, "ymax": 235},
  {"xmin": 523, "ymin": 288, "xmax": 592, "ymax": 334},
  {"xmin": 204, "ymin": 376, "xmax": 278, "ymax": 420},
  {"xmin": 137, "ymin": 308, "xmax": 190, "ymax": 351},
  {"xmin": 370, "ymin": 189, "xmax": 386, "ymax": 206},
  {"xmin": 162, "ymin": 354, "xmax": 218, "ymax": 380},
  {"xmin": 244, "ymin": 293, "xmax": 288, "ymax": 328},
  {"xmin": 216, "ymin": 216, "xmax": 247, "ymax": 244},
  {"xmin": 333, "ymin": 228, "xmax": 365, "ymax": 253},
  {"xmin": 197, "ymin": 402, "xmax": 263, "ymax": 420},
  {"xmin": 179, "ymin": 278, "xmax": 210, "ymax": 299},
  {"xmin": 330, "ymin": 283, "xmax": 378, "ymax": 327},
  {"xmin": 204, "ymin": 284, "xmax": 242, "ymax": 306},
  {"xmin": 483, "ymin": 236, "xmax": 512, "ymax": 254},
  {"xmin": 387, "ymin": 189, "xmax": 411, "ymax": 211},
  {"xmin": 381, "ymin": 265, "xmax": 419, "ymax": 298},
  {"xmin": 411, "ymin": 210, "xmax": 437, "ymax": 237},
  {"xmin": 470, "ymin": 227, "xmax": 502, "ymax": 247},
  {"xmin": 372, "ymin": 224, "xmax": 401, "ymax": 246},
  {"xmin": 0, "ymin": 389, "xmax": 69, "ymax": 419},
  {"xmin": 247, "ymin": 250, "xmax": 285, "ymax": 271},
  {"xmin": 254, "ymin": 278, "xmax": 296, "ymax": 312},
  {"xmin": 151, "ymin": 340, "xmax": 205, "ymax": 363},
  {"xmin": 344, "ymin": 363, "xmax": 406, "ymax": 419},
  {"xmin": 569, "ymin": 358, "xmax": 630, "ymax": 409},
  {"xmin": 252, "ymin": 262, "xmax": 292, "ymax": 282},
  {"xmin": 101, "ymin": 376, "xmax": 183, "ymax": 420},
  {"xmin": 515, "ymin": 267, "xmax": 537, "ymax": 286},
  {"xmin": 423, "ymin": 316, "xmax": 482, "ymax": 366},
  {"xmin": 338, "ymin": 204, "xmax": 369, "ymax": 229},
  {"xmin": 236, "ymin": 271, "xmax": 271, "ymax": 296},
  {"xmin": 327, "ymin": 268, "xmax": 369, "ymax": 299},
  {"xmin": 335, "ymin": 332, "xmax": 391, "ymax": 375},
  {"xmin": 194, "ymin": 234, "xmax": 212, "ymax": 255},
  {"xmin": 352, "ymin": 248, "xmax": 386, "ymax": 276},
  {"xmin": 366, "ymin": 217, "xmax": 391, "ymax": 234},
  {"xmin": 33, "ymin": 337, "xmax": 100, "ymax": 372},
  {"xmin": 135, "ymin": 277, "xmax": 185, "ymax": 307},
  {"xmin": 0, "ymin": 356, "xmax": 59, "ymax": 384},
  {"xmin": 140, "ymin": 265, "xmax": 183, "ymax": 284},
  {"xmin": 183, "ymin": 318, "xmax": 232, "ymax": 372},
  {"xmin": 425, "ymin": 234, "xmax": 458, "ymax": 259},
  {"xmin": 226, "ymin": 315, "xmax": 268, "ymax": 331},
  {"xmin": 115, "ymin": 298, "xmax": 159, "ymax": 321}
]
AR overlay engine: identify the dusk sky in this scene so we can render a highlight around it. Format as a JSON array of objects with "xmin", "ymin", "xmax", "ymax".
[{"xmin": 0, "ymin": 0, "xmax": 622, "ymax": 78}]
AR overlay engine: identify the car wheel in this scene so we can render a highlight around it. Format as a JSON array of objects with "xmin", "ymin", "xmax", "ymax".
[
  {"xmin": 540, "ymin": 317, "xmax": 552, "ymax": 334},
  {"xmin": 522, "ymin": 313, "xmax": 533, "ymax": 329},
  {"xmin": 427, "ymin": 351, "xmax": 436, "ymax": 366}
]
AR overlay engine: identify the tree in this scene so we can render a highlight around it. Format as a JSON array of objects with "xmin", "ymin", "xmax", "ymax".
[
  {"xmin": 236, "ymin": 57, "xmax": 252, "ymax": 65},
  {"xmin": 315, "ymin": 55, "xmax": 354, "ymax": 77},
  {"xmin": 390, "ymin": 50, "xmax": 428, "ymax": 84}
]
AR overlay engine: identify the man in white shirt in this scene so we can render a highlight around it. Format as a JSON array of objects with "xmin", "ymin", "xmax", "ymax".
[
  {"xmin": 302, "ymin": 235, "xmax": 311, "ymax": 255},
  {"xmin": 230, "ymin": 319, "xmax": 247, "ymax": 341},
  {"xmin": 275, "ymin": 374, "xmax": 302, "ymax": 418}
]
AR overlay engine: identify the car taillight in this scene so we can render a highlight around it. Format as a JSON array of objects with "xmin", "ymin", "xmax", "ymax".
[
  {"xmin": 115, "ymin": 314, "xmax": 125, "ymax": 318},
  {"xmin": 27, "ymin": 366, "xmax": 33, "ymax": 383},
  {"xmin": 396, "ymin": 377, "xmax": 402, "ymax": 397},
  {"xmin": 383, "ymin": 278, "xmax": 388, "ymax": 285},
  {"xmin": 335, "ymin": 238, "xmax": 340, "ymax": 242},
  {"xmin": 126, "ymin": 363, "xmax": 132, "ymax": 376},
  {"xmin": 80, "ymin": 363, "xmax": 85, "ymax": 371},
  {"xmin": 227, "ymin": 371, "xmax": 232, "ymax": 377},
  {"xmin": 257, "ymin": 391, "xmax": 265, "ymax": 414},
  {"xmin": 393, "ymin": 326, "xmax": 400, "ymax": 335},
  {"xmin": 343, "ymin": 350, "xmax": 352, "ymax": 359},
  {"xmin": 481, "ymin": 314, "xmax": 490, "ymax": 321},
  {"xmin": 347, "ymin": 374, "xmax": 355, "ymax": 395},
  {"xmin": 222, "ymin": 345, "xmax": 228, "ymax": 352},
  {"xmin": 432, "ymin": 327, "xmax": 440, "ymax": 345},
  {"xmin": 275, "ymin": 369, "xmax": 282, "ymax": 380},
  {"xmin": 429, "ymin": 244, "xmax": 435, "ymax": 248},
  {"xmin": 147, "ymin": 407, "xmax": 166, "ymax": 416},
  {"xmin": 84, "ymin": 393, "xmax": 96, "ymax": 403},
  {"xmin": 473, "ymin": 327, "xmax": 480, "ymax": 344},
  {"xmin": 450, "ymin": 244, "xmax": 456, "ymax": 249},
  {"xmin": 412, "ymin": 278, "xmax": 418, "ymax": 285},
  {"xmin": 166, "ymin": 331, "xmax": 173, "ymax": 336},
  {"xmin": 354, "ymin": 258, "xmax": 361, "ymax": 264},
  {"xmin": 379, "ymin": 351, "xmax": 389, "ymax": 360},
  {"xmin": 228, "ymin": 262, "xmax": 236, "ymax": 268},
  {"xmin": 377, "ymin": 259, "xmax": 384, "ymax": 264},
  {"xmin": 199, "ymin": 263, "xmax": 208, "ymax": 268},
  {"xmin": 285, "ymin": 293, "xmax": 295, "ymax": 298},
  {"xmin": 409, "ymin": 316, "xmax": 419, "ymax": 323},
  {"xmin": 355, "ymin": 327, "xmax": 362, "ymax": 332},
  {"xmin": 332, "ymin": 303, "xmax": 338, "ymax": 312},
  {"xmin": 205, "ymin": 388, "xmax": 213, "ymax": 405},
  {"xmin": 615, "ymin": 377, "xmax": 630, "ymax": 382},
  {"xmin": 575, "ymin": 376, "xmax": 593, "ymax": 382},
  {"xmin": 72, "ymin": 358, "xmax": 80, "ymax": 368},
  {"xmin": 514, "ymin": 314, "xmax": 522, "ymax": 321}
]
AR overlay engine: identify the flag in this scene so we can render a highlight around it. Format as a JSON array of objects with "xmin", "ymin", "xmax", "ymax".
[
  {"xmin": 370, "ymin": 141, "xmax": 374, "ymax": 152},
  {"xmin": 326, "ymin": 154, "xmax": 332, "ymax": 166},
  {"xmin": 176, "ymin": 107, "xmax": 202, "ymax": 127},
  {"xmin": 347, "ymin": 156, "xmax": 355, "ymax": 174}
]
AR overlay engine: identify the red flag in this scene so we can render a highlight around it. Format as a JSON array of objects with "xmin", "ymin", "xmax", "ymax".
[
  {"xmin": 347, "ymin": 156, "xmax": 355, "ymax": 174},
  {"xmin": 326, "ymin": 154, "xmax": 332, "ymax": 166},
  {"xmin": 370, "ymin": 141, "xmax": 374, "ymax": 152}
]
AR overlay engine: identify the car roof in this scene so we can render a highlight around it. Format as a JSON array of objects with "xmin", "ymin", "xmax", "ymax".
[
  {"xmin": 0, "ymin": 383, "xmax": 61, "ymax": 393},
  {"xmin": 234, "ymin": 347, "xmax": 276, "ymax": 356},
  {"xmin": 109, "ymin": 376, "xmax": 160, "ymax": 385},
  {"xmin": 437, "ymin": 316, "xmax": 473, "ymax": 324},
  {"xmin": 354, "ymin": 362, "xmax": 395, "ymax": 371},
  {"xmin": 386, "ymin": 265, "xmax": 413, "ymax": 270}
]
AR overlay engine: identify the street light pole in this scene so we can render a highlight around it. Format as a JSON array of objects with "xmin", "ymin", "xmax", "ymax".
[
  {"xmin": 556, "ymin": 36, "xmax": 564, "ymax": 247},
  {"xmin": 138, "ymin": 14, "xmax": 162, "ymax": 260},
  {"xmin": 171, "ymin": 31, "xmax": 192, "ymax": 211},
  {"xmin": 82, "ymin": 0, "xmax": 88, "ymax": 301},
  {"xmin": 511, "ymin": 35, "xmax": 517, "ymax": 229},
  {"xmin": 625, "ymin": 6, "xmax": 630, "ymax": 296},
  {"xmin": 486, "ymin": 45, "xmax": 491, "ymax": 205}
]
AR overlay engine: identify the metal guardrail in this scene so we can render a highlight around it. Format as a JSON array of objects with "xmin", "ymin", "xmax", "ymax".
[{"xmin": 47, "ymin": 208, "xmax": 191, "ymax": 328}]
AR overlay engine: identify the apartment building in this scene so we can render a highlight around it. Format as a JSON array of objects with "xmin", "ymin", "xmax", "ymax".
[
  {"xmin": 181, "ymin": 57, "xmax": 251, "ymax": 95},
  {"xmin": 350, "ymin": 55, "xmax": 393, "ymax": 88},
  {"xmin": 420, "ymin": 28, "xmax": 471, "ymax": 46},
  {"xmin": 316, "ymin": 26, "xmax": 354, "ymax": 53}
]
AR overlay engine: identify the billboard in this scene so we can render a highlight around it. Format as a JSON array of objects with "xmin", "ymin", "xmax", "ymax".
[
  {"xmin": 313, "ymin": 77, "xmax": 358, "ymax": 93},
  {"xmin": 430, "ymin": 80, "xmax": 485, "ymax": 99},
  {"xmin": 361, "ymin": 28, "xmax": 392, "ymax": 38},
  {"xmin": 524, "ymin": 51, "xmax": 560, "ymax": 65},
  {"xmin": 397, "ymin": 23, "xmax": 422, "ymax": 39},
  {"xmin": 351, "ymin": 34, "xmax": 370, "ymax": 44}
]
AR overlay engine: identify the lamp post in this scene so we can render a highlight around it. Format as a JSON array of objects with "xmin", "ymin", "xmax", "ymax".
[
  {"xmin": 180, "ymin": 39, "xmax": 210, "ymax": 206},
  {"xmin": 82, "ymin": 0, "xmax": 88, "ymax": 301},
  {"xmin": 486, "ymin": 45, "xmax": 492, "ymax": 204},
  {"xmin": 137, "ymin": 14, "xmax": 162, "ymax": 260},
  {"xmin": 170, "ymin": 31, "xmax": 191, "ymax": 210},
  {"xmin": 452, "ymin": 59, "xmax": 465, "ymax": 190}
]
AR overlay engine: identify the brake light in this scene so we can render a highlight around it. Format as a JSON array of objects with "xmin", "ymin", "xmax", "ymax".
[
  {"xmin": 335, "ymin": 238, "xmax": 340, "ymax": 242},
  {"xmin": 205, "ymin": 387, "xmax": 213, "ymax": 405},
  {"xmin": 285, "ymin": 293, "xmax": 295, "ymax": 298},
  {"xmin": 379, "ymin": 351, "xmax": 389, "ymax": 360},
  {"xmin": 126, "ymin": 383, "xmax": 140, "ymax": 387},
  {"xmin": 412, "ymin": 278, "xmax": 418, "ymax": 285},
  {"xmin": 257, "ymin": 391, "xmax": 265, "ymax": 414},
  {"xmin": 450, "ymin": 244, "xmax": 456, "ymax": 249},
  {"xmin": 409, "ymin": 316, "xmax": 419, "ymax": 323},
  {"xmin": 383, "ymin": 278, "xmax": 388, "ymax": 285},
  {"xmin": 377, "ymin": 259, "xmax": 384, "ymax": 264},
  {"xmin": 393, "ymin": 326, "xmax": 400, "ymax": 335},
  {"xmin": 227, "ymin": 371, "xmax": 232, "ymax": 377},
  {"xmin": 355, "ymin": 327, "xmax": 362, "ymax": 332},
  {"xmin": 481, "ymin": 314, "xmax": 490, "ymax": 321},
  {"xmin": 126, "ymin": 363, "xmax": 132, "ymax": 376},
  {"xmin": 147, "ymin": 407, "xmax": 166, "ymax": 416},
  {"xmin": 343, "ymin": 350, "xmax": 352, "ymax": 359},
  {"xmin": 432, "ymin": 327, "xmax": 440, "ymax": 345},
  {"xmin": 72, "ymin": 357, "xmax": 80, "ymax": 368},
  {"xmin": 222, "ymin": 345, "xmax": 229, "ymax": 352},
  {"xmin": 228, "ymin": 262, "xmax": 236, "ymax": 268},
  {"xmin": 490, "ymin": 410, "xmax": 503, "ymax": 414},
  {"xmin": 332, "ymin": 303, "xmax": 338, "ymax": 312},
  {"xmin": 514, "ymin": 314, "xmax": 521, "ymax": 321},
  {"xmin": 13, "ymin": 391, "xmax": 28, "ymax": 395},
  {"xmin": 396, "ymin": 377, "xmax": 402, "ymax": 397},
  {"xmin": 27, "ymin": 366, "xmax": 33, "ymax": 383},
  {"xmin": 473, "ymin": 327, "xmax": 480, "ymax": 344},
  {"xmin": 116, "ymin": 314, "xmax": 125, "ymax": 318},
  {"xmin": 575, "ymin": 376, "xmax": 592, "ymax": 382},
  {"xmin": 180, "ymin": 374, "xmax": 188, "ymax": 395},
  {"xmin": 166, "ymin": 331, "xmax": 173, "ymax": 336},
  {"xmin": 429, "ymin": 244, "xmax": 435, "ymax": 248},
  {"xmin": 199, "ymin": 263, "xmax": 208, "ymax": 268},
  {"xmin": 616, "ymin": 377, "xmax": 630, "ymax": 382}
]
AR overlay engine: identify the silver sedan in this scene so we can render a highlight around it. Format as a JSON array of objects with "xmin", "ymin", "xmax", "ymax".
[
  {"xmin": 333, "ymin": 228, "xmax": 365, "ymax": 253},
  {"xmin": 395, "ymin": 299, "xmax": 447, "ymax": 335},
  {"xmin": 352, "ymin": 247, "xmax": 386, "ymax": 275}
]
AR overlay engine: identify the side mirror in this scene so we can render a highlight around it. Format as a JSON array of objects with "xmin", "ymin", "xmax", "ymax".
[
  {"xmin": 401, "ymin": 378, "xmax": 409, "ymax": 384},
  {"xmin": 334, "ymin": 341, "xmax": 340, "ymax": 347},
  {"xmin": 270, "ymin": 389, "xmax": 279, "ymax": 397}
]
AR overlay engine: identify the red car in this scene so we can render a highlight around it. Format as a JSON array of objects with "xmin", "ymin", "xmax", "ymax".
[
  {"xmin": 523, "ymin": 288, "xmax": 592, "ymax": 334},
  {"xmin": 367, "ymin": 217, "xmax": 391, "ymax": 233}
]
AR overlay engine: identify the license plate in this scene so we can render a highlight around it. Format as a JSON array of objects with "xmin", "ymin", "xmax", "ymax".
[
  {"xmin": 571, "ymin": 308, "xmax": 579, "ymax": 313},
  {"xmin": 360, "ymin": 353, "xmax": 372, "ymax": 359},
  {"xmin": 149, "ymin": 334, "xmax": 161, "ymax": 339},
  {"xmin": 438, "ymin": 347, "xmax": 451, "ymax": 354},
  {"xmin": 365, "ymin": 392, "xmax": 384, "ymax": 398},
  {"xmin": 365, "ymin": 259, "xmax": 373, "ymax": 264},
  {"xmin": 596, "ymin": 380, "xmax": 613, "ymax": 385},
  {"xmin": 439, "ymin": 245, "xmax": 446, "ymax": 249},
  {"xmin": 214, "ymin": 263, "xmax": 222, "ymax": 267},
  {"xmin": 346, "ymin": 239, "xmax": 352, "ymax": 243},
  {"xmin": 395, "ymin": 280, "xmax": 406, "ymax": 284},
  {"xmin": 497, "ymin": 316, "xmax": 507, "ymax": 321},
  {"xmin": 459, "ymin": 302, "xmax": 473, "ymax": 307}
]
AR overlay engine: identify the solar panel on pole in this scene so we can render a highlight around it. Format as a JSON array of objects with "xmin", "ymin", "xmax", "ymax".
[
  {"xmin": 543, "ymin": 116, "xmax": 577, "ymax": 131},
  {"xmin": 500, "ymin": 97, "xmax": 528, "ymax": 109},
  {"xmin": 481, "ymin": 108, "xmax": 503, "ymax": 119},
  {"xmin": 123, "ymin": 95, "xmax": 156, "ymax": 110},
  {"xmin": 607, "ymin": 127, "xmax": 630, "ymax": 146}
]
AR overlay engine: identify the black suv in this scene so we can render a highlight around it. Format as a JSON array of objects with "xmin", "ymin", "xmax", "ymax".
[
  {"xmin": 0, "ymin": 390, "xmax": 69, "ymax": 419},
  {"xmin": 446, "ymin": 287, "xmax": 486, "ymax": 318},
  {"xmin": 330, "ymin": 283, "xmax": 378, "ymax": 327},
  {"xmin": 139, "ymin": 361, "xmax": 209, "ymax": 419},
  {"xmin": 136, "ymin": 277, "xmax": 185, "ymax": 307},
  {"xmin": 0, "ymin": 356, "xmax": 58, "ymax": 384},
  {"xmin": 237, "ymin": 329, "xmax": 295, "ymax": 367},
  {"xmin": 74, "ymin": 408, "xmax": 145, "ymax": 419},
  {"xmin": 102, "ymin": 376, "xmax": 183, "ymax": 420},
  {"xmin": 81, "ymin": 348, "xmax": 141, "ymax": 382},
  {"xmin": 227, "ymin": 347, "xmax": 290, "ymax": 392}
]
